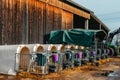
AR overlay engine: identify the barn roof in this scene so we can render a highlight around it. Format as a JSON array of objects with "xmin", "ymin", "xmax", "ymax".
[
  {"xmin": 61, "ymin": 0, "xmax": 110, "ymax": 32},
  {"xmin": 60, "ymin": 0, "xmax": 93, "ymax": 13}
]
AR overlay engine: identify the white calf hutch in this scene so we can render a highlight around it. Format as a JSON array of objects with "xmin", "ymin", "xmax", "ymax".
[
  {"xmin": 0, "ymin": 45, "xmax": 30, "ymax": 75},
  {"xmin": 0, "ymin": 44, "xmax": 66, "ymax": 75}
]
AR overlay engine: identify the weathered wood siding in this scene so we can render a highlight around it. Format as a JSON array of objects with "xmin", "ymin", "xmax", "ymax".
[
  {"xmin": 0, "ymin": 0, "xmax": 2, "ymax": 44},
  {"xmin": 27, "ymin": 0, "xmax": 46, "ymax": 44},
  {"xmin": 0, "ymin": 0, "xmax": 74, "ymax": 45},
  {"xmin": 1, "ymin": 0, "xmax": 23, "ymax": 44},
  {"xmin": 62, "ymin": 10, "xmax": 73, "ymax": 29},
  {"xmin": 40, "ymin": 0, "xmax": 90, "ymax": 19}
]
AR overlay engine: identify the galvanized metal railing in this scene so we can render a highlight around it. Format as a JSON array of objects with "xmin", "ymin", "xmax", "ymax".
[{"xmin": 15, "ymin": 53, "xmax": 48, "ymax": 75}]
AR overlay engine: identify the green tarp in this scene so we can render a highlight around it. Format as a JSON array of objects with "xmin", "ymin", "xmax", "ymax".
[
  {"xmin": 48, "ymin": 30, "xmax": 65, "ymax": 44},
  {"xmin": 49, "ymin": 29, "xmax": 106, "ymax": 47}
]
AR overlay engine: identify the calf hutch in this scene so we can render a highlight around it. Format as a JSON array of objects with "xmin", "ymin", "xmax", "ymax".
[
  {"xmin": 0, "ymin": 44, "xmax": 66, "ymax": 75},
  {"xmin": 0, "ymin": 45, "xmax": 30, "ymax": 75}
]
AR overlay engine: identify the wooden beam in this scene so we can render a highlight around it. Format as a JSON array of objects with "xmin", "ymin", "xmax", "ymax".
[{"xmin": 40, "ymin": 0, "xmax": 90, "ymax": 19}]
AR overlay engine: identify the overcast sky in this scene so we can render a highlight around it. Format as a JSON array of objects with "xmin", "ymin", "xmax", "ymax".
[{"xmin": 74, "ymin": 0, "xmax": 120, "ymax": 31}]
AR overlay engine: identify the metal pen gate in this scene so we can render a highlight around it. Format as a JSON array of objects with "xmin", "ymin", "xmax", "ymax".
[{"xmin": 16, "ymin": 53, "xmax": 48, "ymax": 75}]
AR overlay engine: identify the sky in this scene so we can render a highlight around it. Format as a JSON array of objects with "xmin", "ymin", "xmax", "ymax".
[{"xmin": 74, "ymin": 0, "xmax": 120, "ymax": 31}]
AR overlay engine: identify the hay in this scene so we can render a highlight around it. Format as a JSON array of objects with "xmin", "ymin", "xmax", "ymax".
[{"xmin": 37, "ymin": 46, "xmax": 44, "ymax": 52}]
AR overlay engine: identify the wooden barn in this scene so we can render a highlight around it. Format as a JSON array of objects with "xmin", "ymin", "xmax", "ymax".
[
  {"xmin": 0, "ymin": 0, "xmax": 111, "ymax": 76},
  {"xmin": 0, "ymin": 0, "xmax": 109, "ymax": 45}
]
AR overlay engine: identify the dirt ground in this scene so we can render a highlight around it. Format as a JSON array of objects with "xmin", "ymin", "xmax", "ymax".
[{"xmin": 0, "ymin": 57, "xmax": 120, "ymax": 80}]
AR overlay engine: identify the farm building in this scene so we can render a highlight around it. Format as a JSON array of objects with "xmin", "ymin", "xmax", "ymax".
[
  {"xmin": 0, "ymin": 0, "xmax": 112, "ymax": 76},
  {"xmin": 0, "ymin": 0, "xmax": 109, "ymax": 45}
]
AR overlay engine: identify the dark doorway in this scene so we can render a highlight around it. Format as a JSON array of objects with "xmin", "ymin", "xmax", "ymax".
[{"xmin": 73, "ymin": 14, "xmax": 86, "ymax": 29}]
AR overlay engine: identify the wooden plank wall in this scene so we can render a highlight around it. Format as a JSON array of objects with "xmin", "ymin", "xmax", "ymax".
[
  {"xmin": 0, "ymin": 0, "xmax": 23, "ymax": 45},
  {"xmin": 0, "ymin": 0, "xmax": 73, "ymax": 45},
  {"xmin": 62, "ymin": 10, "xmax": 73, "ymax": 29},
  {"xmin": 0, "ymin": 0, "xmax": 2, "ymax": 44},
  {"xmin": 41, "ymin": 0, "xmax": 90, "ymax": 19}
]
